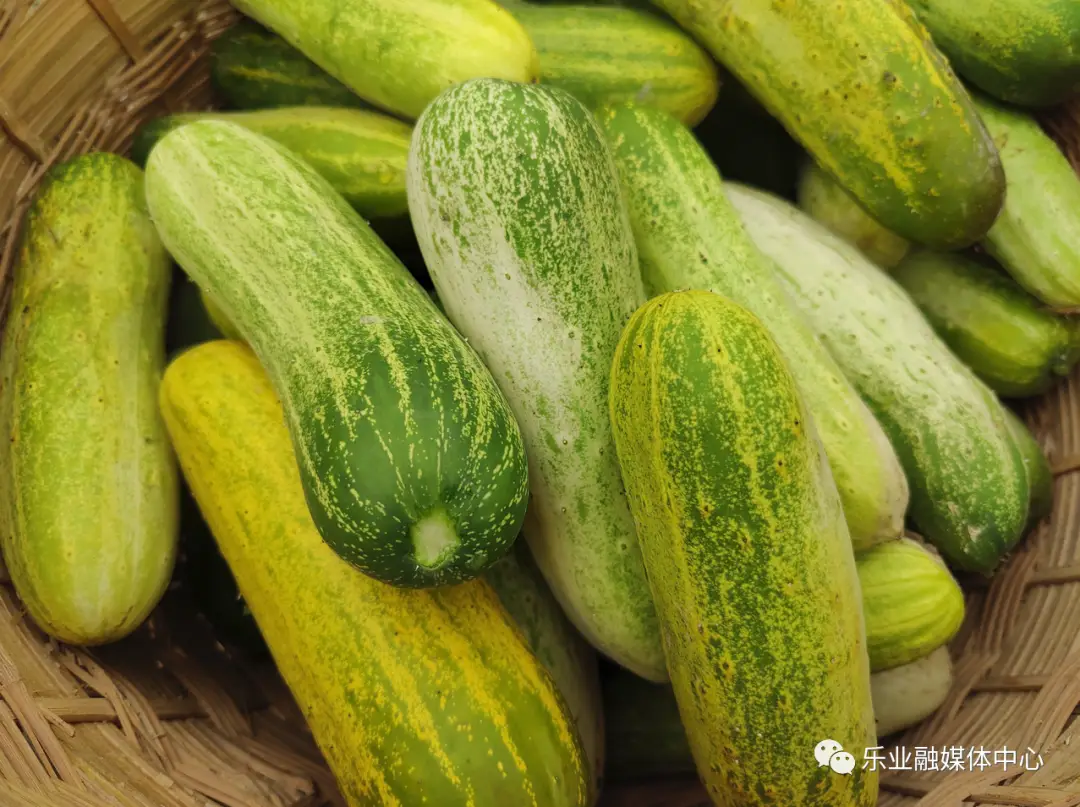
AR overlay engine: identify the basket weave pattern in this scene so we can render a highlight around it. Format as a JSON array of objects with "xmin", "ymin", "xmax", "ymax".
[{"xmin": 3, "ymin": 1, "xmax": 1080, "ymax": 805}]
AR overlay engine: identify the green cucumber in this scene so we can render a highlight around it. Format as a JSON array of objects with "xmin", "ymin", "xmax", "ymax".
[
  {"xmin": 485, "ymin": 543, "xmax": 605, "ymax": 794},
  {"xmin": 406, "ymin": 79, "xmax": 663, "ymax": 680},
  {"xmin": 198, "ymin": 288, "xmax": 242, "ymax": 341},
  {"xmin": 0, "ymin": 153, "xmax": 178, "ymax": 645},
  {"xmin": 974, "ymin": 94, "xmax": 1080, "ymax": 310},
  {"xmin": 1003, "ymin": 407, "xmax": 1054, "ymax": 527},
  {"xmin": 726, "ymin": 182, "xmax": 1029, "ymax": 574},
  {"xmin": 905, "ymin": 0, "xmax": 1080, "ymax": 107},
  {"xmin": 871, "ymin": 646, "xmax": 953, "ymax": 738},
  {"xmin": 145, "ymin": 120, "xmax": 530, "ymax": 588},
  {"xmin": 596, "ymin": 102, "xmax": 908, "ymax": 551},
  {"xmin": 210, "ymin": 20, "xmax": 367, "ymax": 110},
  {"xmin": 504, "ymin": 3, "xmax": 718, "ymax": 125},
  {"xmin": 230, "ymin": 0, "xmax": 539, "ymax": 120},
  {"xmin": 647, "ymin": 0, "xmax": 1004, "ymax": 249},
  {"xmin": 855, "ymin": 537, "xmax": 964, "ymax": 672},
  {"xmin": 891, "ymin": 250, "xmax": 1080, "ymax": 398},
  {"xmin": 131, "ymin": 107, "xmax": 412, "ymax": 219},
  {"xmin": 797, "ymin": 161, "xmax": 910, "ymax": 269},
  {"xmin": 609, "ymin": 289, "xmax": 877, "ymax": 805}
]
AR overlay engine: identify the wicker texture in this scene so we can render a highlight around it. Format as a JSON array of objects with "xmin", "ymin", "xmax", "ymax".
[{"xmin": 3, "ymin": 0, "xmax": 1080, "ymax": 805}]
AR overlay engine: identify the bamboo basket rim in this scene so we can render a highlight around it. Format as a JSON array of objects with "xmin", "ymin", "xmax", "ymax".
[{"xmin": 4, "ymin": 0, "xmax": 1080, "ymax": 805}]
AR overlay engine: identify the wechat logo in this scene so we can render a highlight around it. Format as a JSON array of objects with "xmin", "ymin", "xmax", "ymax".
[{"xmin": 815, "ymin": 739, "xmax": 856, "ymax": 775}]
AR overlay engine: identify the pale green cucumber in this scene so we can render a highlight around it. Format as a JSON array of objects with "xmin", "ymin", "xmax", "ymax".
[
  {"xmin": 595, "ymin": 102, "xmax": 908, "ymax": 550},
  {"xmin": 726, "ymin": 182, "xmax": 1029, "ymax": 574},
  {"xmin": 407, "ymin": 79, "xmax": 663, "ymax": 680},
  {"xmin": 871, "ymin": 646, "xmax": 953, "ymax": 738}
]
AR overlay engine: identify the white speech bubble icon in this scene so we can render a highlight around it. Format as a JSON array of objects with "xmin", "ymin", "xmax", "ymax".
[
  {"xmin": 830, "ymin": 751, "xmax": 856, "ymax": 775},
  {"xmin": 815, "ymin": 739, "xmax": 843, "ymax": 767}
]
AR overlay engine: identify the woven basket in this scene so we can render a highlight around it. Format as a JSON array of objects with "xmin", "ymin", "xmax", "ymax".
[{"xmin": 3, "ymin": 1, "xmax": 1080, "ymax": 805}]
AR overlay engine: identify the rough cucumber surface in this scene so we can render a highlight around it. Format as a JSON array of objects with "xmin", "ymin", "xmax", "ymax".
[
  {"xmin": 727, "ymin": 182, "xmax": 1029, "ymax": 574},
  {"xmin": 145, "ymin": 121, "xmax": 529, "ymax": 588},
  {"xmin": 609, "ymin": 289, "xmax": 877, "ymax": 806},
  {"xmin": 407, "ymin": 79, "xmax": 663, "ymax": 680},
  {"xmin": 0, "ymin": 153, "xmax": 178, "ymax": 645}
]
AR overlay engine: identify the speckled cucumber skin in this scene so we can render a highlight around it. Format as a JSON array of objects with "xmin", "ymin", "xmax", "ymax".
[
  {"xmin": 1002, "ymin": 407, "xmax": 1054, "ymax": 527},
  {"xmin": 505, "ymin": 4, "xmax": 718, "ymax": 125},
  {"xmin": 0, "ymin": 153, "xmax": 178, "ymax": 645},
  {"xmin": 891, "ymin": 250, "xmax": 1080, "ymax": 398},
  {"xmin": 145, "ymin": 121, "xmax": 529, "ymax": 588},
  {"xmin": 159, "ymin": 341, "xmax": 589, "ymax": 807},
  {"xmin": 230, "ymin": 0, "xmax": 539, "ymax": 120},
  {"xmin": 648, "ymin": 0, "xmax": 1004, "ymax": 249},
  {"xmin": 484, "ymin": 542, "xmax": 605, "ymax": 796},
  {"xmin": 906, "ymin": 0, "xmax": 1080, "ymax": 107},
  {"xmin": 609, "ymin": 290, "xmax": 877, "ymax": 806},
  {"xmin": 974, "ymin": 94, "xmax": 1080, "ymax": 310},
  {"xmin": 727, "ymin": 183, "xmax": 1029, "ymax": 574},
  {"xmin": 595, "ymin": 102, "xmax": 908, "ymax": 551},
  {"xmin": 131, "ymin": 107, "xmax": 412, "ymax": 219},
  {"xmin": 407, "ymin": 79, "xmax": 663, "ymax": 680}
]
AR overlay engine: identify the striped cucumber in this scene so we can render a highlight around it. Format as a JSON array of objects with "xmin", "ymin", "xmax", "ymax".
[
  {"xmin": 0, "ymin": 153, "xmax": 178, "ymax": 645},
  {"xmin": 131, "ymin": 106, "xmax": 412, "ymax": 219},
  {"xmin": 1003, "ymin": 407, "xmax": 1054, "ymax": 528},
  {"xmin": 726, "ymin": 182, "xmax": 1029, "ymax": 574},
  {"xmin": 609, "ymin": 290, "xmax": 877, "ymax": 806},
  {"xmin": 647, "ymin": 0, "xmax": 1004, "ymax": 249},
  {"xmin": 231, "ymin": 0, "xmax": 539, "ymax": 120},
  {"xmin": 891, "ymin": 250, "xmax": 1080, "ymax": 398},
  {"xmin": 974, "ymin": 94, "xmax": 1080, "ymax": 310},
  {"xmin": 505, "ymin": 3, "xmax": 719, "ymax": 125},
  {"xmin": 407, "ymin": 79, "xmax": 662, "ymax": 680},
  {"xmin": 145, "ymin": 121, "xmax": 529, "ymax": 587},
  {"xmin": 159, "ymin": 340, "xmax": 589, "ymax": 807},
  {"xmin": 595, "ymin": 102, "xmax": 907, "ymax": 550}
]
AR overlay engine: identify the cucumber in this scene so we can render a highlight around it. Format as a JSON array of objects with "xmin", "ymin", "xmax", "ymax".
[
  {"xmin": 159, "ymin": 340, "xmax": 589, "ymax": 807},
  {"xmin": 210, "ymin": 20, "xmax": 367, "ymax": 110},
  {"xmin": 0, "ymin": 153, "xmax": 178, "ymax": 645},
  {"xmin": 504, "ymin": 3, "xmax": 718, "ymax": 125},
  {"xmin": 596, "ymin": 102, "xmax": 908, "ymax": 551},
  {"xmin": 905, "ymin": 0, "xmax": 1080, "ymax": 107},
  {"xmin": 609, "ymin": 289, "xmax": 877, "ymax": 806},
  {"xmin": 855, "ymin": 538, "xmax": 964, "ymax": 672},
  {"xmin": 871, "ymin": 646, "xmax": 953, "ymax": 738},
  {"xmin": 407, "ymin": 80, "xmax": 662, "ymax": 679},
  {"xmin": 891, "ymin": 250, "xmax": 1080, "ymax": 398},
  {"xmin": 1003, "ymin": 407, "xmax": 1054, "ymax": 528},
  {"xmin": 647, "ymin": 0, "xmax": 1004, "ymax": 249},
  {"xmin": 797, "ymin": 161, "xmax": 910, "ymax": 269},
  {"xmin": 726, "ymin": 182, "xmax": 1029, "ymax": 574},
  {"xmin": 198, "ymin": 289, "xmax": 242, "ymax": 341},
  {"xmin": 974, "ymin": 94, "xmax": 1080, "ymax": 310},
  {"xmin": 230, "ymin": 0, "xmax": 539, "ymax": 120},
  {"xmin": 131, "ymin": 107, "xmax": 412, "ymax": 219},
  {"xmin": 484, "ymin": 543, "xmax": 605, "ymax": 795},
  {"xmin": 145, "ymin": 120, "xmax": 530, "ymax": 588}
]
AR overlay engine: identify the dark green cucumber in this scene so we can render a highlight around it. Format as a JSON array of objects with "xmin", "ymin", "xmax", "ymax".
[
  {"xmin": 648, "ymin": 0, "xmax": 1005, "ymax": 249},
  {"xmin": 609, "ymin": 289, "xmax": 877, "ymax": 805},
  {"xmin": 905, "ymin": 0, "xmax": 1080, "ymax": 107},
  {"xmin": 145, "ymin": 120, "xmax": 530, "ymax": 588},
  {"xmin": 1003, "ymin": 407, "xmax": 1054, "ymax": 527},
  {"xmin": 891, "ymin": 250, "xmax": 1080, "ymax": 398}
]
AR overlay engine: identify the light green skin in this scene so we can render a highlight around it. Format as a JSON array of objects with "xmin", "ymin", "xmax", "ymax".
[
  {"xmin": 145, "ymin": 121, "xmax": 530, "ymax": 588},
  {"xmin": 891, "ymin": 250, "xmax": 1080, "ymax": 398},
  {"xmin": 609, "ymin": 290, "xmax": 877, "ymax": 806},
  {"xmin": 484, "ymin": 542, "xmax": 605, "ymax": 796},
  {"xmin": 406, "ymin": 79, "xmax": 663, "ymax": 681},
  {"xmin": 726, "ymin": 182, "xmax": 1029, "ymax": 575},
  {"xmin": 797, "ymin": 161, "xmax": 911, "ymax": 269},
  {"xmin": 595, "ymin": 102, "xmax": 907, "ymax": 551},
  {"xmin": 131, "ymin": 107, "xmax": 412, "ymax": 219},
  {"xmin": 975, "ymin": 94, "xmax": 1080, "ymax": 310},
  {"xmin": 231, "ymin": 0, "xmax": 539, "ymax": 120},
  {"xmin": 855, "ymin": 537, "xmax": 964, "ymax": 672},
  {"xmin": 1002, "ymin": 407, "xmax": 1054, "ymax": 527},
  {"xmin": 647, "ymin": 0, "xmax": 1004, "ymax": 249},
  {"xmin": 871, "ymin": 645, "xmax": 953, "ymax": 738},
  {"xmin": 506, "ymin": 3, "xmax": 719, "ymax": 126},
  {"xmin": 906, "ymin": 0, "xmax": 1080, "ymax": 107},
  {"xmin": 0, "ymin": 153, "xmax": 178, "ymax": 645}
]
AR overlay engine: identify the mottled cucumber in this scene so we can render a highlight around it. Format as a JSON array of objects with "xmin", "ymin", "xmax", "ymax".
[
  {"xmin": 1003, "ymin": 408, "xmax": 1054, "ymax": 528},
  {"xmin": 871, "ymin": 646, "xmax": 953, "ymax": 738}
]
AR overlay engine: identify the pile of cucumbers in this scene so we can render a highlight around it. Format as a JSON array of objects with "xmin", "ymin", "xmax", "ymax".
[{"xmin": 2, "ymin": 0, "xmax": 1077, "ymax": 804}]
